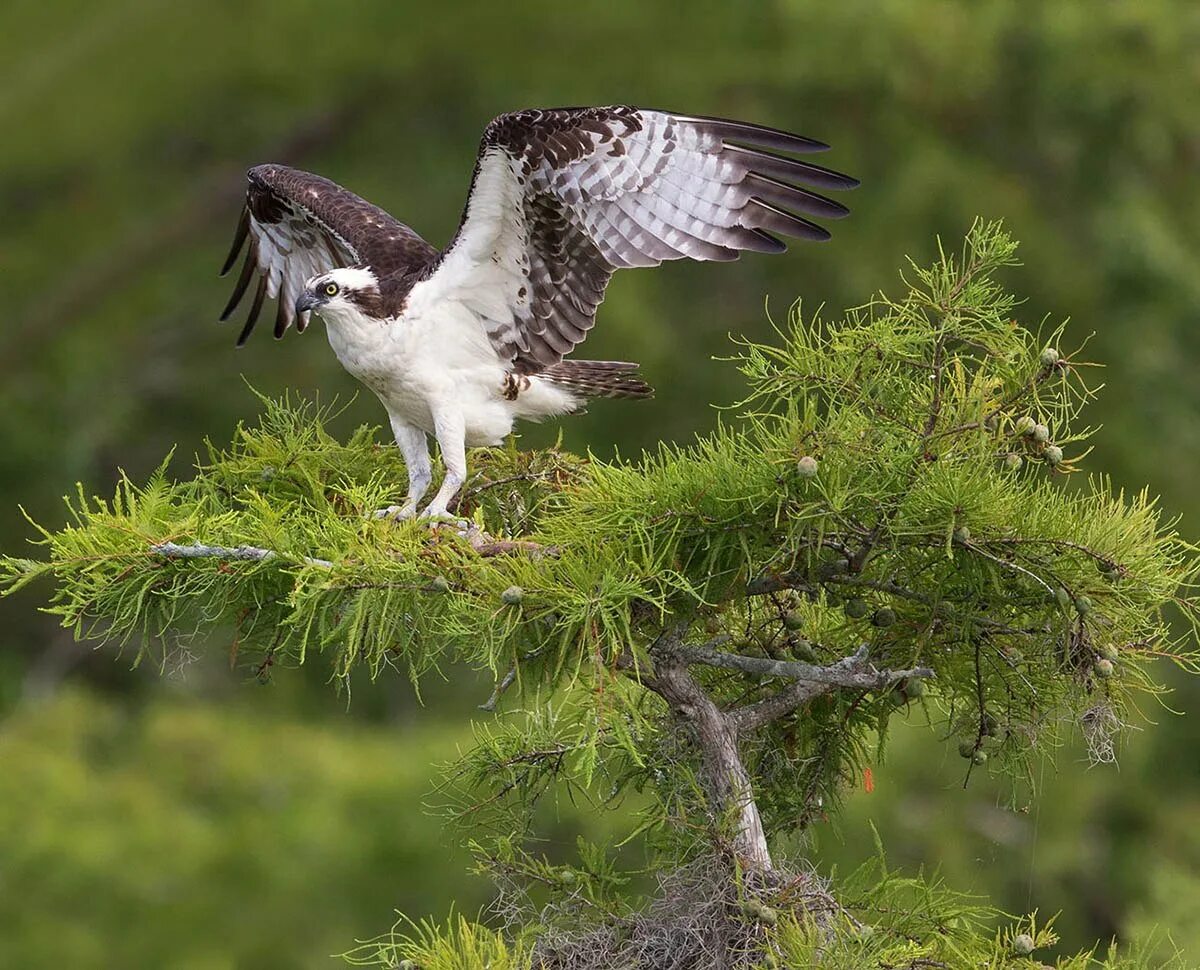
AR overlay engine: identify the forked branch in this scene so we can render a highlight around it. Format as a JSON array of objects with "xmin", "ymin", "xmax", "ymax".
[{"xmin": 642, "ymin": 627, "xmax": 936, "ymax": 870}]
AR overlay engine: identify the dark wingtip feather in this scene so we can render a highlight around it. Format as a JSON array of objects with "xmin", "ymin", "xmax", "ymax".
[
  {"xmin": 744, "ymin": 173, "xmax": 851, "ymax": 220},
  {"xmin": 219, "ymin": 246, "xmax": 257, "ymax": 321},
  {"xmin": 725, "ymin": 144, "xmax": 859, "ymax": 193},
  {"xmin": 220, "ymin": 207, "xmax": 250, "ymax": 277},
  {"xmin": 236, "ymin": 275, "xmax": 267, "ymax": 347},
  {"xmin": 729, "ymin": 226, "xmax": 787, "ymax": 254},
  {"xmin": 749, "ymin": 228, "xmax": 787, "ymax": 253},
  {"xmin": 273, "ymin": 294, "xmax": 291, "ymax": 340},
  {"xmin": 561, "ymin": 359, "xmax": 642, "ymax": 371},
  {"xmin": 746, "ymin": 201, "xmax": 833, "ymax": 242},
  {"xmin": 674, "ymin": 113, "xmax": 831, "ymax": 154}
]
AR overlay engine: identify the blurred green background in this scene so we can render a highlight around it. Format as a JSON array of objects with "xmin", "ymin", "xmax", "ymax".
[{"xmin": 3, "ymin": 1, "xmax": 1199, "ymax": 966}]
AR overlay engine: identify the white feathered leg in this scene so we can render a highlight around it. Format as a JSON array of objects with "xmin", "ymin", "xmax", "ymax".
[
  {"xmin": 374, "ymin": 417, "xmax": 432, "ymax": 520},
  {"xmin": 420, "ymin": 408, "xmax": 467, "ymax": 520}
]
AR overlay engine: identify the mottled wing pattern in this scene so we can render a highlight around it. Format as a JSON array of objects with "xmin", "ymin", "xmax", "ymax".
[
  {"xmin": 421, "ymin": 106, "xmax": 857, "ymax": 372},
  {"xmin": 219, "ymin": 165, "xmax": 436, "ymax": 345}
]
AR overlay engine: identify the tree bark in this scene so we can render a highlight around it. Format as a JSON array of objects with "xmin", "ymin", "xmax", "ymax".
[{"xmin": 649, "ymin": 642, "xmax": 773, "ymax": 872}]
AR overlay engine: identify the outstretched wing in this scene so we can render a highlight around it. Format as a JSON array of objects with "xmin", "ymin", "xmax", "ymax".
[
  {"xmin": 218, "ymin": 165, "xmax": 436, "ymax": 345},
  {"xmin": 416, "ymin": 106, "xmax": 858, "ymax": 373}
]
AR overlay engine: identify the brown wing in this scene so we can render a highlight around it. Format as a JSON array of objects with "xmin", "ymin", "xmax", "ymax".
[
  {"xmin": 219, "ymin": 165, "xmax": 436, "ymax": 345},
  {"xmin": 419, "ymin": 107, "xmax": 857, "ymax": 373}
]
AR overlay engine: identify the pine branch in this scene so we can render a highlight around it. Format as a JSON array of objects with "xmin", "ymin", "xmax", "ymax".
[
  {"xmin": 745, "ymin": 569, "xmax": 1043, "ymax": 637},
  {"xmin": 149, "ymin": 521, "xmax": 553, "ymax": 570},
  {"xmin": 150, "ymin": 541, "xmax": 334, "ymax": 568}
]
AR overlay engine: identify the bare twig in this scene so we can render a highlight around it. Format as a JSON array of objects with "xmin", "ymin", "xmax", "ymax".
[
  {"xmin": 467, "ymin": 535, "xmax": 556, "ymax": 558},
  {"xmin": 463, "ymin": 472, "xmax": 551, "ymax": 499},
  {"xmin": 479, "ymin": 665, "xmax": 518, "ymax": 712},
  {"xmin": 745, "ymin": 571, "xmax": 812, "ymax": 597},
  {"xmin": 961, "ymin": 539, "xmax": 1055, "ymax": 595},
  {"xmin": 435, "ymin": 521, "xmax": 556, "ymax": 559},
  {"xmin": 745, "ymin": 569, "xmax": 1034, "ymax": 636}
]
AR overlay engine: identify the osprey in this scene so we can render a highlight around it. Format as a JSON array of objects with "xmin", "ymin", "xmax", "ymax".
[{"xmin": 218, "ymin": 106, "xmax": 856, "ymax": 519}]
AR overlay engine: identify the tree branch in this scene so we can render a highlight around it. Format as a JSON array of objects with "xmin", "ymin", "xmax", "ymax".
[
  {"xmin": 150, "ymin": 541, "xmax": 334, "ymax": 568},
  {"xmin": 479, "ymin": 664, "xmax": 518, "ymax": 711},
  {"xmin": 149, "ymin": 521, "xmax": 553, "ymax": 571},
  {"xmin": 726, "ymin": 645, "xmax": 934, "ymax": 734},
  {"xmin": 745, "ymin": 569, "xmax": 1039, "ymax": 637},
  {"xmin": 647, "ymin": 624, "xmax": 773, "ymax": 871},
  {"xmin": 642, "ymin": 631, "xmax": 934, "ymax": 865},
  {"xmin": 959, "ymin": 538, "xmax": 1055, "ymax": 595},
  {"xmin": 682, "ymin": 641, "xmax": 934, "ymax": 692},
  {"xmin": 745, "ymin": 570, "xmax": 812, "ymax": 598}
]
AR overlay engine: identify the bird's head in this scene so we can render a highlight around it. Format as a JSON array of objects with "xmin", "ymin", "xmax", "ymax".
[{"xmin": 296, "ymin": 267, "xmax": 381, "ymax": 320}]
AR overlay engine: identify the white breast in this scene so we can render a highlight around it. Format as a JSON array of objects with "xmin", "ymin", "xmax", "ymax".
[{"xmin": 318, "ymin": 297, "xmax": 547, "ymax": 445}]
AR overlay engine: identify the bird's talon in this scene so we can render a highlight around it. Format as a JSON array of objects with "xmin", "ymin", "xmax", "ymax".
[
  {"xmin": 420, "ymin": 511, "xmax": 471, "ymax": 533},
  {"xmin": 372, "ymin": 505, "xmax": 416, "ymax": 521}
]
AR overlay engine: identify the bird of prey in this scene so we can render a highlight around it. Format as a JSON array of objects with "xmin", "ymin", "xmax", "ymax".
[{"xmin": 218, "ymin": 106, "xmax": 856, "ymax": 519}]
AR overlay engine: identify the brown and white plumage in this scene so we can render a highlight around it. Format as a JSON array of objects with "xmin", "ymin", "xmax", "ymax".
[
  {"xmin": 430, "ymin": 107, "xmax": 856, "ymax": 372},
  {"xmin": 217, "ymin": 106, "xmax": 856, "ymax": 518},
  {"xmin": 220, "ymin": 167, "xmax": 435, "ymax": 344}
]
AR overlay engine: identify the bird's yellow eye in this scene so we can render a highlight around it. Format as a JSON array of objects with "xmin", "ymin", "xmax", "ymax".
[{"xmin": 324, "ymin": 282, "xmax": 339, "ymax": 296}]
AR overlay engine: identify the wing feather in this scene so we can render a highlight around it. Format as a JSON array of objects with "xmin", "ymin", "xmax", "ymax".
[
  {"xmin": 743, "ymin": 200, "xmax": 831, "ymax": 241},
  {"xmin": 669, "ymin": 113, "xmax": 833, "ymax": 155},
  {"xmin": 721, "ymin": 144, "xmax": 859, "ymax": 191},
  {"xmin": 418, "ymin": 106, "xmax": 856, "ymax": 371},
  {"xmin": 237, "ymin": 275, "xmax": 268, "ymax": 347},
  {"xmin": 220, "ymin": 245, "xmax": 257, "ymax": 322},
  {"xmin": 220, "ymin": 207, "xmax": 251, "ymax": 276},
  {"xmin": 217, "ymin": 165, "xmax": 436, "ymax": 343}
]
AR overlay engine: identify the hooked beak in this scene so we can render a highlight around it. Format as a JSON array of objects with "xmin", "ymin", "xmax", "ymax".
[{"xmin": 295, "ymin": 291, "xmax": 321, "ymax": 315}]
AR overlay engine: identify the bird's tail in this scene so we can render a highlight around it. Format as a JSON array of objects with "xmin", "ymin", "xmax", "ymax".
[{"xmin": 539, "ymin": 359, "xmax": 654, "ymax": 400}]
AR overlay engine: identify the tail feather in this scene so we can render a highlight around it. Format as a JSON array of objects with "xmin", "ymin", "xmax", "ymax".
[{"xmin": 539, "ymin": 359, "xmax": 653, "ymax": 400}]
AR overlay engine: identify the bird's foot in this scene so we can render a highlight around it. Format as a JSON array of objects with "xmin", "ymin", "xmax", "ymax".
[
  {"xmin": 372, "ymin": 503, "xmax": 417, "ymax": 521},
  {"xmin": 372, "ymin": 502, "xmax": 470, "ymax": 533},
  {"xmin": 418, "ymin": 506, "xmax": 472, "ymax": 534}
]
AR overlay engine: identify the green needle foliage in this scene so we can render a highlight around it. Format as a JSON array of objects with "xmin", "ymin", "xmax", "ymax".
[{"xmin": 4, "ymin": 223, "xmax": 1196, "ymax": 968}]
